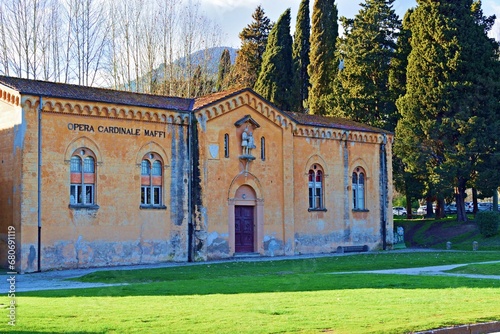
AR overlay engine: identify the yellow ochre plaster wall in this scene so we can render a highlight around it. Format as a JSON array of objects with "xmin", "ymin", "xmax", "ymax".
[
  {"xmin": 194, "ymin": 91, "xmax": 393, "ymax": 260},
  {"xmin": 13, "ymin": 95, "xmax": 190, "ymax": 272}
]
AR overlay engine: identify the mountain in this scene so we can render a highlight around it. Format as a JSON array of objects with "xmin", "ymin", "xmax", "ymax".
[
  {"xmin": 124, "ymin": 47, "xmax": 238, "ymax": 93},
  {"xmin": 175, "ymin": 46, "xmax": 238, "ymax": 76}
]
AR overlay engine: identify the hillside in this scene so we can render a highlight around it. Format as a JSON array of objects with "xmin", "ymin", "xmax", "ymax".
[
  {"xmin": 394, "ymin": 217, "xmax": 500, "ymax": 251},
  {"xmin": 155, "ymin": 46, "xmax": 238, "ymax": 80},
  {"xmin": 124, "ymin": 46, "xmax": 237, "ymax": 92}
]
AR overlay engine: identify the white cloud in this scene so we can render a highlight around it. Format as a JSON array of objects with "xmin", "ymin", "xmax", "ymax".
[{"xmin": 482, "ymin": 0, "xmax": 500, "ymax": 40}]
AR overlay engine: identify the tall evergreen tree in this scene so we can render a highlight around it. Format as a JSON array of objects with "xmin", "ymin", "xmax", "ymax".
[
  {"xmin": 389, "ymin": 9, "xmax": 413, "ymax": 119},
  {"xmin": 293, "ymin": 0, "xmax": 310, "ymax": 112},
  {"xmin": 254, "ymin": 8, "xmax": 298, "ymax": 111},
  {"xmin": 215, "ymin": 48, "xmax": 232, "ymax": 91},
  {"xmin": 333, "ymin": 0, "xmax": 400, "ymax": 130},
  {"xmin": 229, "ymin": 6, "xmax": 273, "ymax": 89},
  {"xmin": 389, "ymin": 9, "xmax": 423, "ymax": 218},
  {"xmin": 395, "ymin": 0, "xmax": 500, "ymax": 222},
  {"xmin": 308, "ymin": 0, "xmax": 338, "ymax": 115}
]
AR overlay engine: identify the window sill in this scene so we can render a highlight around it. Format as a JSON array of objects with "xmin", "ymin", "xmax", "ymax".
[
  {"xmin": 352, "ymin": 209, "xmax": 369, "ymax": 212},
  {"xmin": 69, "ymin": 204, "xmax": 100, "ymax": 210},
  {"xmin": 140, "ymin": 205, "xmax": 167, "ymax": 210},
  {"xmin": 308, "ymin": 208, "xmax": 327, "ymax": 212}
]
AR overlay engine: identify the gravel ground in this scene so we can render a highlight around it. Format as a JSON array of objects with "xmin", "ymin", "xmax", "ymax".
[{"xmin": 2, "ymin": 250, "xmax": 500, "ymax": 293}]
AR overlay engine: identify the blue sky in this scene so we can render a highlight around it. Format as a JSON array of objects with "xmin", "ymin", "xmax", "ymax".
[{"xmin": 198, "ymin": 0, "xmax": 500, "ymax": 48}]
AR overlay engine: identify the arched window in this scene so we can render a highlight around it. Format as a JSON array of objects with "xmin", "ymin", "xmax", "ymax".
[
  {"xmin": 141, "ymin": 153, "xmax": 163, "ymax": 207},
  {"xmin": 224, "ymin": 133, "xmax": 229, "ymax": 158},
  {"xmin": 260, "ymin": 137, "xmax": 265, "ymax": 161},
  {"xmin": 352, "ymin": 167, "xmax": 365, "ymax": 210},
  {"xmin": 70, "ymin": 149, "xmax": 96, "ymax": 206},
  {"xmin": 308, "ymin": 164, "xmax": 324, "ymax": 210}
]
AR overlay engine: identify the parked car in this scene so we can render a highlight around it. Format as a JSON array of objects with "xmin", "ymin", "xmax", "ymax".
[
  {"xmin": 465, "ymin": 202, "xmax": 473, "ymax": 213},
  {"xmin": 444, "ymin": 204, "xmax": 457, "ymax": 214},
  {"xmin": 477, "ymin": 202, "xmax": 493, "ymax": 212},
  {"xmin": 393, "ymin": 206, "xmax": 407, "ymax": 216},
  {"xmin": 416, "ymin": 205, "xmax": 427, "ymax": 215}
]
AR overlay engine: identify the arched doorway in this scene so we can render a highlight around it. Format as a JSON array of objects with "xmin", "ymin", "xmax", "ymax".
[{"xmin": 229, "ymin": 184, "xmax": 263, "ymax": 254}]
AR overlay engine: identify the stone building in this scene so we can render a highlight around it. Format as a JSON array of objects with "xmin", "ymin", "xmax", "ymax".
[{"xmin": 0, "ymin": 76, "xmax": 393, "ymax": 273}]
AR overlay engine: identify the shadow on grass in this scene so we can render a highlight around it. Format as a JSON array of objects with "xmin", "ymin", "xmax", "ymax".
[{"xmin": 18, "ymin": 272, "xmax": 500, "ymax": 298}]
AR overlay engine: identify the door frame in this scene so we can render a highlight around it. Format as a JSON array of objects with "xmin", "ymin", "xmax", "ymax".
[
  {"xmin": 234, "ymin": 205, "xmax": 255, "ymax": 253},
  {"xmin": 228, "ymin": 187, "xmax": 263, "ymax": 255}
]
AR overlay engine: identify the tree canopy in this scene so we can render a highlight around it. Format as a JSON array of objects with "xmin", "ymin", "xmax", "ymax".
[
  {"xmin": 254, "ymin": 8, "xmax": 298, "ymax": 111},
  {"xmin": 293, "ymin": 0, "xmax": 311, "ymax": 112},
  {"xmin": 394, "ymin": 0, "xmax": 500, "ymax": 221},
  {"xmin": 230, "ymin": 5, "xmax": 273, "ymax": 89},
  {"xmin": 307, "ymin": 0, "xmax": 339, "ymax": 115},
  {"xmin": 333, "ymin": 0, "xmax": 400, "ymax": 130},
  {"xmin": 215, "ymin": 48, "xmax": 232, "ymax": 91}
]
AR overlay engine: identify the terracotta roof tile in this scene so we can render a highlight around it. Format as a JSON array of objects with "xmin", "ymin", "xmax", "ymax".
[
  {"xmin": 0, "ymin": 76, "xmax": 392, "ymax": 136},
  {"xmin": 192, "ymin": 88, "xmax": 249, "ymax": 110},
  {"xmin": 0, "ymin": 76, "xmax": 193, "ymax": 111},
  {"xmin": 283, "ymin": 111, "xmax": 392, "ymax": 134}
]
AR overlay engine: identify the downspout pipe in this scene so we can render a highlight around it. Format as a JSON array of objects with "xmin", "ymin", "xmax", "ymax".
[
  {"xmin": 187, "ymin": 109, "xmax": 194, "ymax": 262},
  {"xmin": 37, "ymin": 96, "xmax": 42, "ymax": 271},
  {"xmin": 380, "ymin": 134, "xmax": 387, "ymax": 250}
]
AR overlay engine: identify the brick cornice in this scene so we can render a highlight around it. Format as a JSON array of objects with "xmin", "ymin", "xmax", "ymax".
[{"xmin": 22, "ymin": 96, "xmax": 190, "ymax": 125}]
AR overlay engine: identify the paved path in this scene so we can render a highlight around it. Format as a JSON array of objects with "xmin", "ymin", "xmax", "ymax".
[
  {"xmin": 329, "ymin": 260, "xmax": 500, "ymax": 280},
  {"xmin": 3, "ymin": 251, "xmax": 500, "ymax": 292}
]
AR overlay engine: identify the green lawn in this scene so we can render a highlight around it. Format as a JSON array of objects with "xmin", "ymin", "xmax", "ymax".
[
  {"xmin": 446, "ymin": 262, "xmax": 500, "ymax": 276},
  {"xmin": 1, "ymin": 251, "xmax": 500, "ymax": 334}
]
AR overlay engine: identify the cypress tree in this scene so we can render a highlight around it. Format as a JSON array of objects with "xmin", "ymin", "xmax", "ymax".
[
  {"xmin": 254, "ymin": 8, "xmax": 298, "ymax": 111},
  {"xmin": 333, "ymin": 0, "xmax": 400, "ymax": 130},
  {"xmin": 395, "ymin": 0, "xmax": 500, "ymax": 222},
  {"xmin": 293, "ymin": 0, "xmax": 310, "ymax": 112},
  {"xmin": 230, "ymin": 6, "xmax": 273, "ymax": 89},
  {"xmin": 389, "ymin": 9, "xmax": 423, "ymax": 218},
  {"xmin": 215, "ymin": 49, "xmax": 232, "ymax": 91},
  {"xmin": 308, "ymin": 0, "xmax": 338, "ymax": 115},
  {"xmin": 389, "ymin": 8, "xmax": 413, "ymax": 124}
]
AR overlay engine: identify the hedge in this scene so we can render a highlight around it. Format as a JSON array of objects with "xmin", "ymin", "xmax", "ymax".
[{"xmin": 476, "ymin": 211, "xmax": 500, "ymax": 237}]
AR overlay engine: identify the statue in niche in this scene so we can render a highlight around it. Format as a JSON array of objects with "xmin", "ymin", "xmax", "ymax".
[
  {"xmin": 241, "ymin": 126, "xmax": 256, "ymax": 156},
  {"xmin": 247, "ymin": 132, "xmax": 256, "ymax": 154},
  {"xmin": 241, "ymin": 127, "xmax": 249, "ymax": 155}
]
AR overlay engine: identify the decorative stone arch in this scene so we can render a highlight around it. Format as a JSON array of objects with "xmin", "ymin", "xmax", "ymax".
[
  {"xmin": 135, "ymin": 141, "xmax": 170, "ymax": 168},
  {"xmin": 304, "ymin": 154, "xmax": 328, "ymax": 176},
  {"xmin": 349, "ymin": 158, "xmax": 369, "ymax": 178},
  {"xmin": 64, "ymin": 136, "xmax": 103, "ymax": 165},
  {"xmin": 227, "ymin": 172, "xmax": 264, "ymax": 255}
]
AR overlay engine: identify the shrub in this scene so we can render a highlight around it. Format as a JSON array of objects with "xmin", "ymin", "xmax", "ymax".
[{"xmin": 475, "ymin": 211, "xmax": 500, "ymax": 237}]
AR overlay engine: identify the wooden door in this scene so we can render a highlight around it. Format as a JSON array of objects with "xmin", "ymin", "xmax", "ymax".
[{"xmin": 235, "ymin": 206, "xmax": 254, "ymax": 253}]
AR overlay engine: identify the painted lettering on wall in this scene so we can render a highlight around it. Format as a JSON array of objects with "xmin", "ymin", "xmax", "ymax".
[{"xmin": 67, "ymin": 123, "xmax": 166, "ymax": 138}]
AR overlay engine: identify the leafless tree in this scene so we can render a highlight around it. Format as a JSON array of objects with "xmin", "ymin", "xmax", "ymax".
[
  {"xmin": 0, "ymin": 0, "xmax": 224, "ymax": 95},
  {"xmin": 0, "ymin": 5, "xmax": 9, "ymax": 76},
  {"xmin": 157, "ymin": 0, "xmax": 180, "ymax": 96},
  {"xmin": 65, "ymin": 0, "xmax": 109, "ymax": 86}
]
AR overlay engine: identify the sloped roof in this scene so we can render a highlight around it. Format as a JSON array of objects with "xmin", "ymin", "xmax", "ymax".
[
  {"xmin": 0, "ymin": 76, "xmax": 391, "ymax": 135},
  {"xmin": 193, "ymin": 88, "xmax": 390, "ymax": 135},
  {"xmin": 192, "ymin": 87, "xmax": 248, "ymax": 110},
  {"xmin": 283, "ymin": 111, "xmax": 392, "ymax": 135},
  {"xmin": 0, "ymin": 76, "xmax": 193, "ymax": 111}
]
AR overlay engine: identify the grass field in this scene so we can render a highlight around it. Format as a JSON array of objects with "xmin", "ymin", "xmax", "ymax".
[{"xmin": 1, "ymin": 251, "xmax": 500, "ymax": 333}]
